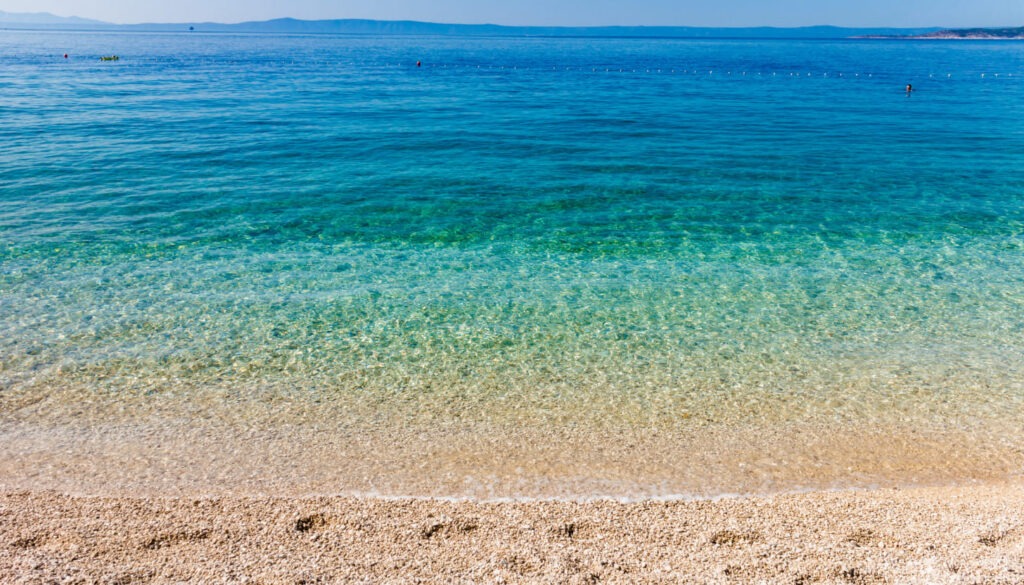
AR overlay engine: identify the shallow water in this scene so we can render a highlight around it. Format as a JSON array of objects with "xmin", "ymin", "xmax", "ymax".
[{"xmin": 2, "ymin": 31, "xmax": 1023, "ymax": 497}]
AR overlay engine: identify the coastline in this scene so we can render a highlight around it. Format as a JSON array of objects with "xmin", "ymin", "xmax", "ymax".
[
  {"xmin": 4, "ymin": 381, "xmax": 1022, "ymax": 582},
  {"xmin": 3, "ymin": 482, "xmax": 1023, "ymax": 583},
  {"xmin": 3, "ymin": 408, "xmax": 1023, "ymax": 500}
]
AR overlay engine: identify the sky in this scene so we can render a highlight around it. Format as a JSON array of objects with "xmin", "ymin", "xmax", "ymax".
[{"xmin": 2, "ymin": 0, "xmax": 1022, "ymax": 28}]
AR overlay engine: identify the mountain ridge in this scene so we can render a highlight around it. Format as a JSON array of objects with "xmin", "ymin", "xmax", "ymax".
[
  {"xmin": 0, "ymin": 10, "xmax": 958, "ymax": 39},
  {"xmin": 0, "ymin": 9, "xmax": 104, "ymax": 25}
]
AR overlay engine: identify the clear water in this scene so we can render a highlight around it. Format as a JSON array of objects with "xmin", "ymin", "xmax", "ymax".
[{"xmin": 2, "ymin": 30, "xmax": 1024, "ymax": 497}]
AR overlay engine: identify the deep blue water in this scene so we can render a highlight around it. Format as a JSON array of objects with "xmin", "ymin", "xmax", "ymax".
[{"xmin": 2, "ymin": 31, "xmax": 1023, "ymax": 431}]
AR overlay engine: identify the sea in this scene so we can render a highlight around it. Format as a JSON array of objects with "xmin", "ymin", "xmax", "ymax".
[{"xmin": 1, "ymin": 30, "xmax": 1023, "ymax": 498}]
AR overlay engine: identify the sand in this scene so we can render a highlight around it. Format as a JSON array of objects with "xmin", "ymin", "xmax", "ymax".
[
  {"xmin": 3, "ymin": 389, "xmax": 1024, "ymax": 582},
  {"xmin": 2, "ymin": 482, "xmax": 1023, "ymax": 584}
]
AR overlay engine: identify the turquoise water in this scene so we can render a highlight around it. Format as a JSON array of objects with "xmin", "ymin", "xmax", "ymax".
[{"xmin": 2, "ymin": 30, "xmax": 1024, "ymax": 495}]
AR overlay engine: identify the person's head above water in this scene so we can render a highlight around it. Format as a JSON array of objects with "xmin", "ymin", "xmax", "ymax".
[{"xmin": 906, "ymin": 84, "xmax": 913, "ymax": 92}]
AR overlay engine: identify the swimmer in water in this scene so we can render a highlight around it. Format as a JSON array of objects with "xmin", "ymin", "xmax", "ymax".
[{"xmin": 906, "ymin": 84, "xmax": 914, "ymax": 93}]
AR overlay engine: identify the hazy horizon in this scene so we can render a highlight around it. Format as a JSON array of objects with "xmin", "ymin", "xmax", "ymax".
[{"xmin": 1, "ymin": 0, "xmax": 1021, "ymax": 29}]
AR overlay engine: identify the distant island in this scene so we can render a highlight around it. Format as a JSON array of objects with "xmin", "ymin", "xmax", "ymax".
[
  {"xmin": 863, "ymin": 26, "xmax": 1024, "ymax": 39},
  {"xmin": 910, "ymin": 26, "xmax": 1024, "ymax": 39},
  {"xmin": 0, "ymin": 10, "xmax": 945, "ymax": 39}
]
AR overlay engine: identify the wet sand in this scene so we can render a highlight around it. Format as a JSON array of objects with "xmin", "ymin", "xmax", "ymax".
[{"xmin": 2, "ymin": 482, "xmax": 1023, "ymax": 583}]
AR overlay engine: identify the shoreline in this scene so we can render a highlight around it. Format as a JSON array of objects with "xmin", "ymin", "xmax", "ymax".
[
  {"xmin": 3, "ymin": 416, "xmax": 1022, "ymax": 500},
  {"xmin": 3, "ymin": 481, "xmax": 1023, "ymax": 583}
]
